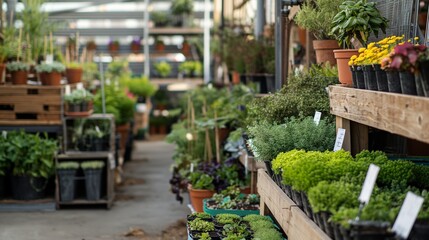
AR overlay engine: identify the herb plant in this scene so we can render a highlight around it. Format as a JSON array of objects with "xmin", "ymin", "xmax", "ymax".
[
  {"xmin": 80, "ymin": 161, "xmax": 105, "ymax": 169},
  {"xmin": 189, "ymin": 218, "xmax": 215, "ymax": 231},
  {"xmin": 6, "ymin": 61, "xmax": 30, "ymax": 72},
  {"xmin": 35, "ymin": 62, "xmax": 66, "ymax": 73},
  {"xmin": 57, "ymin": 161, "xmax": 80, "ymax": 170}
]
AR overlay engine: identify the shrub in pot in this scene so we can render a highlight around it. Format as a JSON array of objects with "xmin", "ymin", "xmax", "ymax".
[
  {"xmin": 188, "ymin": 171, "xmax": 215, "ymax": 212},
  {"xmin": 8, "ymin": 131, "xmax": 57, "ymax": 200},
  {"xmin": 83, "ymin": 127, "xmax": 109, "ymax": 151},
  {"xmin": 171, "ymin": 0, "xmax": 193, "ymax": 27},
  {"xmin": 130, "ymin": 39, "xmax": 142, "ymax": 54},
  {"xmin": 35, "ymin": 61, "xmax": 66, "ymax": 86},
  {"xmin": 108, "ymin": 40, "xmax": 120, "ymax": 55},
  {"xmin": 6, "ymin": 61, "xmax": 30, "ymax": 85},
  {"xmin": 179, "ymin": 61, "xmax": 202, "ymax": 78},
  {"xmin": 64, "ymin": 89, "xmax": 94, "ymax": 113},
  {"xmin": 151, "ymin": 11, "xmax": 170, "ymax": 27},
  {"xmin": 154, "ymin": 61, "xmax": 172, "ymax": 78},
  {"xmin": 295, "ymin": 0, "xmax": 345, "ymax": 65},
  {"xmin": 57, "ymin": 161, "xmax": 79, "ymax": 202},
  {"xmin": 330, "ymin": 0, "xmax": 388, "ymax": 85},
  {"xmin": 127, "ymin": 76, "xmax": 158, "ymax": 100},
  {"xmin": 81, "ymin": 161, "xmax": 105, "ymax": 200}
]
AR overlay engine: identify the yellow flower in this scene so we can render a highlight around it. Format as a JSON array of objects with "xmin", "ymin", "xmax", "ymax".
[
  {"xmin": 358, "ymin": 48, "xmax": 365, "ymax": 53},
  {"xmin": 350, "ymin": 55, "xmax": 358, "ymax": 60},
  {"xmin": 367, "ymin": 42, "xmax": 376, "ymax": 49},
  {"xmin": 348, "ymin": 60, "xmax": 354, "ymax": 66},
  {"xmin": 414, "ymin": 37, "xmax": 419, "ymax": 41}
]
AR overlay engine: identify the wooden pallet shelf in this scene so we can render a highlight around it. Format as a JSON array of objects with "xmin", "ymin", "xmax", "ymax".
[
  {"xmin": 329, "ymin": 85, "xmax": 429, "ymax": 145},
  {"xmin": 258, "ymin": 169, "xmax": 331, "ymax": 240}
]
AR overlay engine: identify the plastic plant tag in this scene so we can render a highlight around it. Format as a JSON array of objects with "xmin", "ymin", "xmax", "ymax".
[
  {"xmin": 95, "ymin": 126, "xmax": 101, "ymax": 134},
  {"xmin": 190, "ymin": 163, "xmax": 194, "ymax": 173},
  {"xmin": 65, "ymin": 85, "xmax": 71, "ymax": 95},
  {"xmin": 313, "ymin": 111, "xmax": 322, "ymax": 125},
  {"xmin": 358, "ymin": 164, "xmax": 380, "ymax": 204},
  {"xmin": 222, "ymin": 196, "xmax": 231, "ymax": 204},
  {"xmin": 333, "ymin": 128, "xmax": 346, "ymax": 151},
  {"xmin": 76, "ymin": 82, "xmax": 84, "ymax": 90},
  {"xmin": 244, "ymin": 153, "xmax": 249, "ymax": 177},
  {"xmin": 45, "ymin": 54, "xmax": 53, "ymax": 64},
  {"xmin": 2, "ymin": 131, "xmax": 7, "ymax": 139},
  {"xmin": 392, "ymin": 192, "xmax": 424, "ymax": 239}
]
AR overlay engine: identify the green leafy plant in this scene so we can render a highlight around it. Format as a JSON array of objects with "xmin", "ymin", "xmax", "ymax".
[
  {"xmin": 0, "ymin": 132, "xmax": 12, "ymax": 176},
  {"xmin": 189, "ymin": 172, "xmax": 215, "ymax": 190},
  {"xmin": 57, "ymin": 161, "xmax": 80, "ymax": 170},
  {"xmin": 249, "ymin": 220, "xmax": 275, "ymax": 232},
  {"xmin": 151, "ymin": 11, "xmax": 170, "ymax": 26},
  {"xmin": 80, "ymin": 161, "xmax": 105, "ymax": 169},
  {"xmin": 330, "ymin": 0, "xmax": 388, "ymax": 48},
  {"xmin": 6, "ymin": 61, "xmax": 30, "ymax": 72},
  {"xmin": 243, "ymin": 214, "xmax": 270, "ymax": 223},
  {"xmin": 189, "ymin": 212, "xmax": 211, "ymax": 219},
  {"xmin": 295, "ymin": 0, "xmax": 347, "ymax": 40},
  {"xmin": 35, "ymin": 62, "xmax": 66, "ymax": 73},
  {"xmin": 66, "ymin": 62, "xmax": 82, "ymax": 69},
  {"xmin": 64, "ymin": 89, "xmax": 94, "ymax": 104},
  {"xmin": 0, "ymin": 27, "xmax": 18, "ymax": 64},
  {"xmin": 253, "ymin": 228, "xmax": 283, "ymax": 240},
  {"xmin": 171, "ymin": 0, "xmax": 194, "ymax": 15},
  {"xmin": 222, "ymin": 222, "xmax": 249, "ymax": 238},
  {"xmin": 215, "ymin": 213, "xmax": 241, "ymax": 225},
  {"xmin": 308, "ymin": 181, "xmax": 360, "ymax": 213},
  {"xmin": 188, "ymin": 218, "xmax": 215, "ymax": 231},
  {"xmin": 127, "ymin": 76, "xmax": 158, "ymax": 97},
  {"xmin": 154, "ymin": 61, "xmax": 172, "ymax": 78},
  {"xmin": 179, "ymin": 61, "xmax": 202, "ymax": 77},
  {"xmin": 106, "ymin": 60, "xmax": 130, "ymax": 81},
  {"xmin": 199, "ymin": 232, "xmax": 211, "ymax": 240}
]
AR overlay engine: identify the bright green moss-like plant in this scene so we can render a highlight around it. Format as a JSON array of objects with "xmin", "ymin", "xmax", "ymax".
[
  {"xmin": 80, "ymin": 161, "xmax": 105, "ymax": 169},
  {"xmin": 57, "ymin": 161, "xmax": 80, "ymax": 170},
  {"xmin": 188, "ymin": 218, "xmax": 215, "ymax": 231}
]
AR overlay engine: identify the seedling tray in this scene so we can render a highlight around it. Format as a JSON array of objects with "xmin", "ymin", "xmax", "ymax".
[{"xmin": 203, "ymin": 199, "xmax": 260, "ymax": 217}]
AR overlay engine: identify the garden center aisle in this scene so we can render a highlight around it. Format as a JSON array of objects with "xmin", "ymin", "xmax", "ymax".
[{"xmin": 0, "ymin": 139, "xmax": 189, "ymax": 240}]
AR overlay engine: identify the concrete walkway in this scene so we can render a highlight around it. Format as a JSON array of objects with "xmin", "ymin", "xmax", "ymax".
[{"xmin": 0, "ymin": 140, "xmax": 189, "ymax": 240}]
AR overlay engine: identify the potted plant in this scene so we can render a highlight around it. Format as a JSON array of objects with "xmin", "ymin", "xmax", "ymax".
[
  {"xmin": 9, "ymin": 131, "xmax": 57, "ymax": 200},
  {"xmin": 130, "ymin": 38, "xmax": 141, "ymax": 54},
  {"xmin": 188, "ymin": 171, "xmax": 215, "ymax": 212},
  {"xmin": 154, "ymin": 38, "xmax": 165, "ymax": 52},
  {"xmin": 295, "ymin": 0, "xmax": 345, "ymax": 65},
  {"xmin": 57, "ymin": 161, "xmax": 79, "ymax": 202},
  {"xmin": 0, "ymin": 27, "xmax": 17, "ymax": 83},
  {"xmin": 204, "ymin": 186, "xmax": 260, "ymax": 216},
  {"xmin": 171, "ymin": 0, "xmax": 194, "ymax": 27},
  {"xmin": 86, "ymin": 40, "xmax": 97, "ymax": 51},
  {"xmin": 127, "ymin": 76, "xmax": 158, "ymax": 99},
  {"xmin": 108, "ymin": 40, "xmax": 120, "ymax": 55},
  {"xmin": 66, "ymin": 62, "xmax": 83, "ymax": 84},
  {"xmin": 154, "ymin": 61, "xmax": 172, "ymax": 78},
  {"xmin": 330, "ymin": 0, "xmax": 388, "ymax": 85},
  {"xmin": 81, "ymin": 161, "xmax": 105, "ymax": 200},
  {"xmin": 35, "ymin": 61, "xmax": 66, "ymax": 86},
  {"xmin": 64, "ymin": 88, "xmax": 94, "ymax": 114},
  {"xmin": 83, "ymin": 127, "xmax": 109, "ymax": 152},
  {"xmin": 6, "ymin": 61, "xmax": 30, "ymax": 85},
  {"xmin": 151, "ymin": 11, "xmax": 170, "ymax": 27},
  {"xmin": 179, "ymin": 61, "xmax": 201, "ymax": 78}
]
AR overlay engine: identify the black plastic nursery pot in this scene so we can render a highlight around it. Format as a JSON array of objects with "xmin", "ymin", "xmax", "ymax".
[
  {"xmin": 349, "ymin": 220, "xmax": 394, "ymax": 240},
  {"xmin": 189, "ymin": 231, "xmax": 221, "ymax": 240},
  {"xmin": 355, "ymin": 66, "xmax": 366, "ymax": 89},
  {"xmin": 263, "ymin": 161, "xmax": 274, "ymax": 178},
  {"xmin": 57, "ymin": 169, "xmax": 77, "ymax": 202},
  {"xmin": 11, "ymin": 175, "xmax": 47, "ymax": 200},
  {"xmin": 67, "ymin": 103, "xmax": 82, "ymax": 112},
  {"xmin": 83, "ymin": 169, "xmax": 103, "ymax": 200},
  {"xmin": 418, "ymin": 60, "xmax": 429, "ymax": 97},
  {"xmin": 409, "ymin": 219, "xmax": 429, "ymax": 240},
  {"xmin": 351, "ymin": 67, "xmax": 357, "ymax": 88},
  {"xmin": 399, "ymin": 71, "xmax": 418, "ymax": 95},
  {"xmin": 314, "ymin": 212, "xmax": 324, "ymax": 230},
  {"xmin": 414, "ymin": 74, "xmax": 425, "ymax": 97},
  {"xmin": 320, "ymin": 211, "xmax": 334, "ymax": 238},
  {"xmin": 386, "ymin": 70, "xmax": 402, "ymax": 93},
  {"xmin": 373, "ymin": 64, "xmax": 389, "ymax": 92},
  {"xmin": 291, "ymin": 189, "xmax": 303, "ymax": 208},
  {"xmin": 332, "ymin": 223, "xmax": 343, "ymax": 240},
  {"xmin": 362, "ymin": 65, "xmax": 378, "ymax": 91},
  {"xmin": 301, "ymin": 192, "xmax": 313, "ymax": 220}
]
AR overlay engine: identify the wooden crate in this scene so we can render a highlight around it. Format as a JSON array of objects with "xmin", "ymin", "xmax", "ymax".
[
  {"xmin": 0, "ymin": 84, "xmax": 70, "ymax": 125},
  {"xmin": 258, "ymin": 169, "xmax": 331, "ymax": 240}
]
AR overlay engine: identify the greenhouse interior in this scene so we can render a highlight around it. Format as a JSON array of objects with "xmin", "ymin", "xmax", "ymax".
[{"xmin": 1, "ymin": 0, "xmax": 429, "ymax": 239}]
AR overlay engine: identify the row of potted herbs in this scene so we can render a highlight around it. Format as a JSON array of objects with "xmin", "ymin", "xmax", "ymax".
[
  {"xmin": 267, "ymin": 149, "xmax": 429, "ymax": 240},
  {"xmin": 187, "ymin": 213, "xmax": 284, "ymax": 240}
]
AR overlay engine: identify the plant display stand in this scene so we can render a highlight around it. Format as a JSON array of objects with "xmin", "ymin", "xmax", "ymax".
[
  {"xmin": 238, "ymin": 150, "xmax": 265, "ymax": 193},
  {"xmin": 257, "ymin": 169, "xmax": 331, "ymax": 240},
  {"xmin": 0, "ymin": 84, "xmax": 75, "ymax": 125},
  {"xmin": 55, "ymin": 152, "xmax": 115, "ymax": 209},
  {"xmin": 329, "ymin": 85, "xmax": 429, "ymax": 154}
]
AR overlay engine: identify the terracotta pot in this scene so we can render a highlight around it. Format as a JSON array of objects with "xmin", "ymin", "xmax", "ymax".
[
  {"xmin": 232, "ymin": 71, "xmax": 240, "ymax": 85},
  {"xmin": 334, "ymin": 49, "xmax": 359, "ymax": 85},
  {"xmin": 11, "ymin": 70, "xmax": 28, "ymax": 85},
  {"xmin": 155, "ymin": 43, "xmax": 165, "ymax": 52},
  {"xmin": 116, "ymin": 123, "xmax": 130, "ymax": 152},
  {"xmin": 45, "ymin": 72, "xmax": 62, "ymax": 86},
  {"xmin": 108, "ymin": 44, "xmax": 120, "ymax": 55},
  {"xmin": 182, "ymin": 42, "xmax": 191, "ymax": 56},
  {"xmin": 66, "ymin": 68, "xmax": 83, "ymax": 84},
  {"xmin": 313, "ymin": 40, "xmax": 340, "ymax": 65},
  {"xmin": 188, "ymin": 185, "xmax": 214, "ymax": 212},
  {"xmin": 130, "ymin": 43, "xmax": 141, "ymax": 54},
  {"xmin": 0, "ymin": 64, "xmax": 5, "ymax": 84}
]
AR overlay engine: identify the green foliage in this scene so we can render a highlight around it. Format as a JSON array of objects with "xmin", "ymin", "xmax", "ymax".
[
  {"xmin": 80, "ymin": 161, "xmax": 105, "ymax": 169},
  {"xmin": 253, "ymin": 228, "xmax": 283, "ymax": 240},
  {"xmin": 188, "ymin": 218, "xmax": 215, "ymax": 231},
  {"xmin": 190, "ymin": 212, "xmax": 211, "ymax": 219},
  {"xmin": 295, "ymin": 0, "xmax": 347, "ymax": 40},
  {"xmin": 0, "ymin": 27, "xmax": 18, "ymax": 63},
  {"xmin": 66, "ymin": 62, "xmax": 82, "ymax": 69},
  {"xmin": 82, "ymin": 62, "xmax": 99, "ymax": 88},
  {"xmin": 179, "ymin": 61, "xmax": 202, "ymax": 77},
  {"xmin": 412, "ymin": 165, "xmax": 429, "ymax": 189},
  {"xmin": 7, "ymin": 131, "xmax": 57, "ymax": 178},
  {"xmin": 308, "ymin": 181, "xmax": 360, "ymax": 213},
  {"xmin": 199, "ymin": 232, "xmax": 211, "ymax": 240},
  {"xmin": 246, "ymin": 65, "xmax": 338, "ymax": 125},
  {"xmin": 243, "ymin": 214, "xmax": 271, "ymax": 223},
  {"xmin": 249, "ymin": 220, "xmax": 275, "ymax": 232},
  {"xmin": 210, "ymin": 186, "xmax": 259, "ymax": 210},
  {"xmin": 57, "ymin": 161, "xmax": 80, "ymax": 170},
  {"xmin": 150, "ymin": 11, "xmax": 170, "ymax": 26},
  {"xmin": 330, "ymin": 0, "xmax": 388, "ymax": 48},
  {"xmin": 64, "ymin": 89, "xmax": 94, "ymax": 104},
  {"xmin": 222, "ymin": 222, "xmax": 249, "ymax": 238},
  {"xmin": 171, "ymin": 0, "xmax": 194, "ymax": 15},
  {"xmin": 248, "ymin": 117, "xmax": 335, "ymax": 161},
  {"xmin": 35, "ymin": 62, "xmax": 66, "ymax": 73},
  {"xmin": 154, "ymin": 61, "xmax": 172, "ymax": 78},
  {"xmin": 377, "ymin": 160, "xmax": 415, "ymax": 188},
  {"xmin": 0, "ymin": 132, "xmax": 12, "ymax": 176},
  {"xmin": 107, "ymin": 60, "xmax": 130, "ymax": 81},
  {"xmin": 127, "ymin": 76, "xmax": 158, "ymax": 97},
  {"xmin": 215, "ymin": 214, "xmax": 241, "ymax": 224},
  {"xmin": 6, "ymin": 61, "xmax": 30, "ymax": 72},
  {"xmin": 189, "ymin": 172, "xmax": 214, "ymax": 190},
  {"xmin": 243, "ymin": 40, "xmax": 265, "ymax": 74}
]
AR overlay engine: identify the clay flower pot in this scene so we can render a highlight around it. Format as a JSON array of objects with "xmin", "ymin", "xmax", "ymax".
[
  {"xmin": 11, "ymin": 70, "xmax": 28, "ymax": 85},
  {"xmin": 334, "ymin": 49, "xmax": 359, "ymax": 85},
  {"xmin": 66, "ymin": 68, "xmax": 83, "ymax": 84},
  {"xmin": 45, "ymin": 72, "xmax": 62, "ymax": 86},
  {"xmin": 313, "ymin": 40, "xmax": 340, "ymax": 65},
  {"xmin": 188, "ymin": 185, "xmax": 214, "ymax": 212}
]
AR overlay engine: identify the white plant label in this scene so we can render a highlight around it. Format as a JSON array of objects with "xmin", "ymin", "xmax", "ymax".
[
  {"xmin": 76, "ymin": 83, "xmax": 84, "ymax": 90},
  {"xmin": 65, "ymin": 85, "xmax": 71, "ymax": 95},
  {"xmin": 45, "ymin": 54, "xmax": 53, "ymax": 64},
  {"xmin": 95, "ymin": 126, "xmax": 101, "ymax": 133},
  {"xmin": 358, "ymin": 164, "xmax": 380, "ymax": 204},
  {"xmin": 392, "ymin": 192, "xmax": 424, "ymax": 239},
  {"xmin": 2, "ymin": 131, "xmax": 7, "ymax": 139},
  {"xmin": 190, "ymin": 163, "xmax": 194, "ymax": 173},
  {"xmin": 333, "ymin": 128, "xmax": 346, "ymax": 151},
  {"xmin": 244, "ymin": 154, "xmax": 249, "ymax": 177},
  {"xmin": 108, "ymin": 153, "xmax": 115, "ymax": 170},
  {"xmin": 313, "ymin": 111, "xmax": 322, "ymax": 125}
]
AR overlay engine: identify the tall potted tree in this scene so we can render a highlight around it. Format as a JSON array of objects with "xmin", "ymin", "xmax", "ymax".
[
  {"xmin": 295, "ymin": 0, "xmax": 345, "ymax": 65},
  {"xmin": 330, "ymin": 0, "xmax": 388, "ymax": 85}
]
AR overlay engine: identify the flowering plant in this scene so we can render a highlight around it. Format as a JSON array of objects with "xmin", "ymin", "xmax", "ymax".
[
  {"xmin": 381, "ymin": 42, "xmax": 427, "ymax": 72},
  {"xmin": 349, "ymin": 35, "xmax": 405, "ymax": 66}
]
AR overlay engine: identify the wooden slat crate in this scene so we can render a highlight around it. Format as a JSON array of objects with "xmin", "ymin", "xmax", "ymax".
[{"xmin": 0, "ymin": 84, "xmax": 71, "ymax": 125}]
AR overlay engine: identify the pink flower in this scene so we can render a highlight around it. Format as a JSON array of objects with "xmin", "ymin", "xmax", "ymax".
[{"xmin": 390, "ymin": 56, "xmax": 403, "ymax": 69}]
